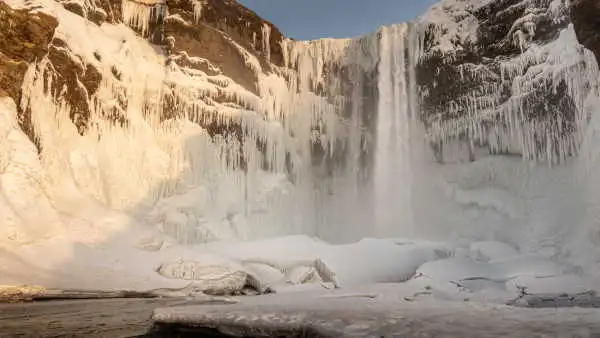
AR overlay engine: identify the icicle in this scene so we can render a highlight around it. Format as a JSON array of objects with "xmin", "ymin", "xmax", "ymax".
[
  {"xmin": 121, "ymin": 0, "xmax": 166, "ymax": 37},
  {"xmin": 192, "ymin": 0, "xmax": 203, "ymax": 22},
  {"xmin": 261, "ymin": 23, "xmax": 271, "ymax": 61}
]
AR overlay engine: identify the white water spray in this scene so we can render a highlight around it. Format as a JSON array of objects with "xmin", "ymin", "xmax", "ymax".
[{"xmin": 374, "ymin": 24, "xmax": 418, "ymax": 238}]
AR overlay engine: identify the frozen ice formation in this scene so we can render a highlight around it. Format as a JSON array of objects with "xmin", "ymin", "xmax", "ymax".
[{"xmin": 0, "ymin": 0, "xmax": 599, "ymax": 297}]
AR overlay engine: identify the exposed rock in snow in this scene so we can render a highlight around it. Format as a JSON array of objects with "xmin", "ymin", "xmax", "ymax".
[
  {"xmin": 417, "ymin": 0, "xmax": 598, "ymax": 165},
  {"xmin": 571, "ymin": 0, "xmax": 600, "ymax": 61},
  {"xmin": 0, "ymin": 2, "xmax": 57, "ymax": 112},
  {"xmin": 55, "ymin": 0, "xmax": 107, "ymax": 25},
  {"xmin": 156, "ymin": 257, "xmax": 249, "ymax": 295}
]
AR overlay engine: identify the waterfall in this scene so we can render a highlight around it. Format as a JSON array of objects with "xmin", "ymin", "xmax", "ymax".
[
  {"xmin": 3, "ymin": 0, "xmax": 600, "ymax": 270},
  {"xmin": 373, "ymin": 24, "xmax": 418, "ymax": 238}
]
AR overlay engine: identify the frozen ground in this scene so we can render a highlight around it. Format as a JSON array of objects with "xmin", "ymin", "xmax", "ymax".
[
  {"xmin": 1, "ymin": 294, "xmax": 598, "ymax": 338},
  {"xmin": 151, "ymin": 289, "xmax": 600, "ymax": 337},
  {"xmin": 2, "ymin": 233, "xmax": 600, "ymax": 307}
]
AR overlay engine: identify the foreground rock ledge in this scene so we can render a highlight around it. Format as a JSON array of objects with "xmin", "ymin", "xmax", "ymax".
[{"xmin": 150, "ymin": 295, "xmax": 600, "ymax": 337}]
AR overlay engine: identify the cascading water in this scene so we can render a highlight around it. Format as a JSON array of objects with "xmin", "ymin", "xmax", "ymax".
[{"xmin": 373, "ymin": 24, "xmax": 418, "ymax": 238}]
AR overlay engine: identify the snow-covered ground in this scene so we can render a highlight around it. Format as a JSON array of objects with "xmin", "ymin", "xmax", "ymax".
[{"xmin": 152, "ymin": 289, "xmax": 600, "ymax": 337}]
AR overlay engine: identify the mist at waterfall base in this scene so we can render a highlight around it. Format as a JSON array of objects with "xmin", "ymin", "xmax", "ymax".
[{"xmin": 1, "ymin": 0, "xmax": 600, "ymax": 303}]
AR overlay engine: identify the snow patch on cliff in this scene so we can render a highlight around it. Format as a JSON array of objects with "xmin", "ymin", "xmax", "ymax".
[{"xmin": 418, "ymin": 0, "xmax": 481, "ymax": 53}]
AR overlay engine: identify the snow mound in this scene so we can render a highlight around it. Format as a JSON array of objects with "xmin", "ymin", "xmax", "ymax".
[
  {"xmin": 197, "ymin": 237, "xmax": 455, "ymax": 288},
  {"xmin": 156, "ymin": 256, "xmax": 248, "ymax": 295},
  {"xmin": 318, "ymin": 239, "xmax": 450, "ymax": 287}
]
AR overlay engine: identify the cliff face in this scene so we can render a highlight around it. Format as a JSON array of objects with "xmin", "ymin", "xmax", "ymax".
[
  {"xmin": 0, "ymin": 3, "xmax": 57, "ymax": 101},
  {"xmin": 0, "ymin": 0, "xmax": 358, "ymax": 244},
  {"xmin": 0, "ymin": 0, "xmax": 599, "ymax": 244},
  {"xmin": 0, "ymin": 4, "xmax": 58, "ymax": 142},
  {"xmin": 0, "ymin": 0, "xmax": 287, "ymax": 146},
  {"xmin": 571, "ymin": 0, "xmax": 600, "ymax": 61},
  {"xmin": 2, "ymin": 0, "xmax": 598, "ymax": 164},
  {"xmin": 416, "ymin": 0, "xmax": 599, "ymax": 164}
]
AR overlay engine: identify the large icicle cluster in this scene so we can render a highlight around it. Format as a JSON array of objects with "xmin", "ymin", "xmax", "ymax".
[
  {"xmin": 12, "ymin": 0, "xmax": 385, "ymax": 244},
  {"xmin": 417, "ymin": 0, "xmax": 600, "ymax": 165},
  {"xmin": 122, "ymin": 0, "xmax": 166, "ymax": 37},
  {"xmin": 411, "ymin": 0, "xmax": 600, "ymax": 269}
]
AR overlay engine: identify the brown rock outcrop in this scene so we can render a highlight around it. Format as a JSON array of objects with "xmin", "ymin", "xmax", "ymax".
[
  {"xmin": 0, "ymin": 3, "xmax": 57, "ymax": 101},
  {"xmin": 45, "ymin": 38, "xmax": 104, "ymax": 133},
  {"xmin": 163, "ymin": 0, "xmax": 285, "ymax": 94},
  {"xmin": 0, "ymin": 3, "xmax": 58, "ymax": 143}
]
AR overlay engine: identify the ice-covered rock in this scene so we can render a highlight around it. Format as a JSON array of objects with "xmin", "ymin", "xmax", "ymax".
[
  {"xmin": 156, "ymin": 256, "xmax": 249, "ymax": 295},
  {"xmin": 417, "ymin": 0, "xmax": 599, "ymax": 165}
]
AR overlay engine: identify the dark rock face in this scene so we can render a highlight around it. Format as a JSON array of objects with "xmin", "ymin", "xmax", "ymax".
[
  {"xmin": 0, "ymin": 3, "xmax": 58, "ymax": 142},
  {"xmin": 54, "ymin": 0, "xmax": 120, "ymax": 25},
  {"xmin": 416, "ymin": 0, "xmax": 597, "ymax": 164},
  {"xmin": 0, "ymin": 0, "xmax": 123, "ymax": 143},
  {"xmin": 193, "ymin": 0, "xmax": 285, "ymax": 68},
  {"xmin": 157, "ymin": 0, "xmax": 287, "ymax": 166},
  {"xmin": 162, "ymin": 0, "xmax": 284, "ymax": 94},
  {"xmin": 571, "ymin": 0, "xmax": 600, "ymax": 61},
  {"xmin": 57, "ymin": 0, "xmax": 109, "ymax": 25},
  {"xmin": 44, "ymin": 38, "xmax": 104, "ymax": 134},
  {"xmin": 56, "ymin": 0, "xmax": 286, "ymax": 71},
  {"xmin": 108, "ymin": 0, "xmax": 283, "ymax": 94},
  {"xmin": 164, "ymin": 0, "xmax": 268, "ymax": 95},
  {"xmin": 0, "ymin": 3, "xmax": 57, "ymax": 101}
]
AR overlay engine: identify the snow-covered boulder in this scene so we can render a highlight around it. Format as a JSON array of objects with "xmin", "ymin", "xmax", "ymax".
[{"xmin": 157, "ymin": 256, "xmax": 249, "ymax": 295}]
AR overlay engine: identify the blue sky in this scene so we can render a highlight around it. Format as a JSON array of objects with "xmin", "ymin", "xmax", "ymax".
[{"xmin": 238, "ymin": 0, "xmax": 439, "ymax": 40}]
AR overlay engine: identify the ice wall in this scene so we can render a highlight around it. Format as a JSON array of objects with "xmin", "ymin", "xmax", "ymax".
[
  {"xmin": 411, "ymin": 0, "xmax": 600, "ymax": 268},
  {"xmin": 6, "ymin": 0, "xmax": 387, "ymax": 245}
]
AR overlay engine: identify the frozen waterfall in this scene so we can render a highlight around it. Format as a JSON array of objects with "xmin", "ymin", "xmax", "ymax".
[{"xmin": 2, "ymin": 0, "xmax": 600, "ymax": 275}]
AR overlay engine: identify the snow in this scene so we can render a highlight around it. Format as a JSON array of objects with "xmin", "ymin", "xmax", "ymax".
[
  {"xmin": 417, "ymin": 0, "xmax": 482, "ymax": 53},
  {"xmin": 425, "ymin": 22, "xmax": 599, "ymax": 165},
  {"xmin": 1, "ymin": 0, "xmax": 600, "ymax": 312},
  {"xmin": 470, "ymin": 241, "xmax": 519, "ymax": 262},
  {"xmin": 151, "ymin": 287, "xmax": 600, "ymax": 336}
]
